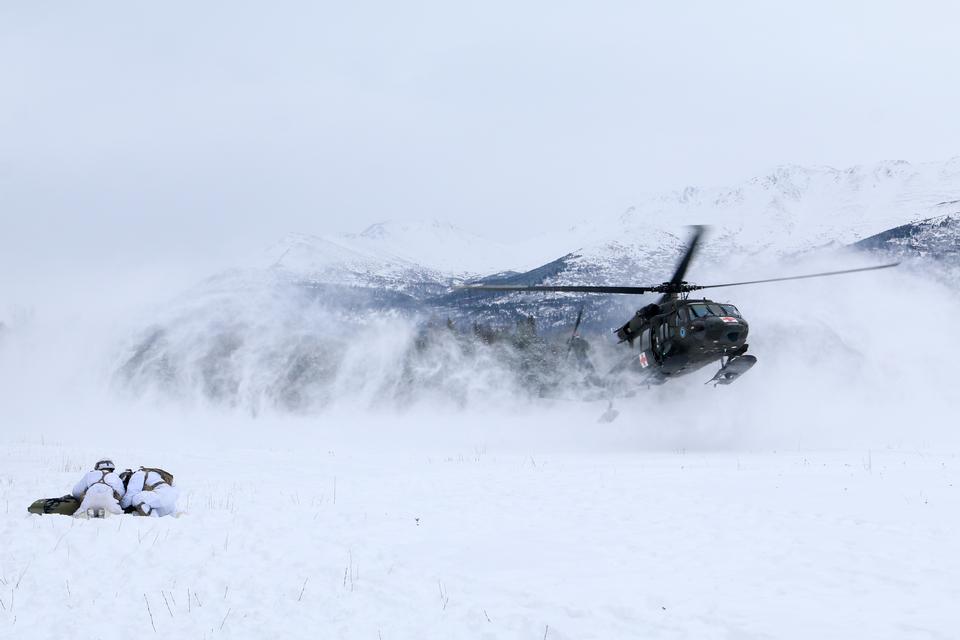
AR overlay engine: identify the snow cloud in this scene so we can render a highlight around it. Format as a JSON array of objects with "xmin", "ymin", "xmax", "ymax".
[{"xmin": 1, "ymin": 251, "xmax": 956, "ymax": 453}]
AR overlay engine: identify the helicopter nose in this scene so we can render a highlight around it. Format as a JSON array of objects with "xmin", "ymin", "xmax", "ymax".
[{"xmin": 703, "ymin": 316, "xmax": 748, "ymax": 344}]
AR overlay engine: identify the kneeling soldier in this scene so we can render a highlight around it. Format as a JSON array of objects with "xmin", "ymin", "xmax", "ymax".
[
  {"xmin": 120, "ymin": 467, "xmax": 179, "ymax": 517},
  {"xmin": 72, "ymin": 459, "xmax": 125, "ymax": 517}
]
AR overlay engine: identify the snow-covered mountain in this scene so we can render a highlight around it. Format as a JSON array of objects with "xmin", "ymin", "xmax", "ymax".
[
  {"xmin": 612, "ymin": 158, "xmax": 960, "ymax": 250},
  {"xmin": 855, "ymin": 210, "xmax": 960, "ymax": 262},
  {"xmin": 260, "ymin": 232, "xmax": 450, "ymax": 299},
  {"xmin": 343, "ymin": 220, "xmax": 531, "ymax": 275},
  {"xmin": 291, "ymin": 157, "xmax": 960, "ymax": 281},
  {"xmin": 239, "ymin": 157, "xmax": 960, "ymax": 293},
  {"xmin": 255, "ymin": 160, "xmax": 953, "ymax": 279}
]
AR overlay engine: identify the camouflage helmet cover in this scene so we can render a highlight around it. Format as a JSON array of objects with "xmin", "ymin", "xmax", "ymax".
[{"xmin": 94, "ymin": 459, "xmax": 115, "ymax": 472}]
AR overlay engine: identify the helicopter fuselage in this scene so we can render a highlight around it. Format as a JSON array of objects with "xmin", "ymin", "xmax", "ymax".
[{"xmin": 616, "ymin": 298, "xmax": 751, "ymax": 382}]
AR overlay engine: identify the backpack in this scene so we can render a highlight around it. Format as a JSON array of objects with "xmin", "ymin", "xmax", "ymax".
[
  {"xmin": 139, "ymin": 467, "xmax": 174, "ymax": 490},
  {"xmin": 93, "ymin": 469, "xmax": 123, "ymax": 501},
  {"xmin": 28, "ymin": 494, "xmax": 81, "ymax": 515}
]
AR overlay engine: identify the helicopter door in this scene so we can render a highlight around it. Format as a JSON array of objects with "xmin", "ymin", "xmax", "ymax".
[
  {"xmin": 640, "ymin": 328, "xmax": 651, "ymax": 352},
  {"xmin": 650, "ymin": 321, "xmax": 668, "ymax": 361},
  {"xmin": 657, "ymin": 321, "xmax": 671, "ymax": 357}
]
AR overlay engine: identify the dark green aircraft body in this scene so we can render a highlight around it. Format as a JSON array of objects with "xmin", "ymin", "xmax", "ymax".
[
  {"xmin": 463, "ymin": 226, "xmax": 897, "ymax": 386},
  {"xmin": 613, "ymin": 296, "xmax": 754, "ymax": 385}
]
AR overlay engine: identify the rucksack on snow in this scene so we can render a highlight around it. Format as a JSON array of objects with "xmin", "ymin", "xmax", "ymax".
[
  {"xmin": 140, "ymin": 467, "xmax": 174, "ymax": 489},
  {"xmin": 27, "ymin": 495, "xmax": 81, "ymax": 516}
]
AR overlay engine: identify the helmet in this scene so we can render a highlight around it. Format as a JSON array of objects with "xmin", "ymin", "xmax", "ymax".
[{"xmin": 94, "ymin": 459, "xmax": 115, "ymax": 472}]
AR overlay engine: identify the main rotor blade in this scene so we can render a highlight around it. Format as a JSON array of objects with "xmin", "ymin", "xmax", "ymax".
[
  {"xmin": 657, "ymin": 225, "xmax": 705, "ymax": 303},
  {"xmin": 667, "ymin": 225, "xmax": 705, "ymax": 289},
  {"xmin": 458, "ymin": 284, "xmax": 656, "ymax": 294},
  {"xmin": 693, "ymin": 262, "xmax": 900, "ymax": 291}
]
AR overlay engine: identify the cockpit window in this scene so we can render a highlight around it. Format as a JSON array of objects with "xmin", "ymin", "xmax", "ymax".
[
  {"xmin": 687, "ymin": 303, "xmax": 711, "ymax": 318},
  {"xmin": 688, "ymin": 303, "xmax": 741, "ymax": 318}
]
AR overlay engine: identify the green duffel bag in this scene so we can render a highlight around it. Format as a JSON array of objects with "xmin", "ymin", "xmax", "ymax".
[{"xmin": 27, "ymin": 495, "xmax": 81, "ymax": 516}]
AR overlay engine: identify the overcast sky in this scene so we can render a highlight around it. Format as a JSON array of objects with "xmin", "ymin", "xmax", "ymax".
[{"xmin": 2, "ymin": 0, "xmax": 959, "ymax": 274}]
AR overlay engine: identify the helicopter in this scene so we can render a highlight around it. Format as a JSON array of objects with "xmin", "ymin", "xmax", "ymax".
[{"xmin": 461, "ymin": 226, "xmax": 898, "ymax": 386}]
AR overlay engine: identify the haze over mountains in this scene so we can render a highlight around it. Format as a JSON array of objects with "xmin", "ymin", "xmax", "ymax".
[{"xmin": 253, "ymin": 157, "xmax": 960, "ymax": 297}]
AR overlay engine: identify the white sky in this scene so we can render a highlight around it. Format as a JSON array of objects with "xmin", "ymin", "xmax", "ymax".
[{"xmin": 2, "ymin": 0, "xmax": 959, "ymax": 274}]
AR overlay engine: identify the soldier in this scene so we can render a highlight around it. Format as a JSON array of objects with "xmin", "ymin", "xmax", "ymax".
[
  {"xmin": 120, "ymin": 467, "xmax": 179, "ymax": 517},
  {"xmin": 72, "ymin": 459, "xmax": 125, "ymax": 517}
]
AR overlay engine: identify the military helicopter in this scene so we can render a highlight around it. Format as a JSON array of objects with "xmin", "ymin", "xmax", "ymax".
[{"xmin": 461, "ymin": 227, "xmax": 898, "ymax": 386}]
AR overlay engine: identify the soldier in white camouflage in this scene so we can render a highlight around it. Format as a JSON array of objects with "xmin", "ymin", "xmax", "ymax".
[
  {"xmin": 72, "ymin": 459, "xmax": 126, "ymax": 517},
  {"xmin": 120, "ymin": 467, "xmax": 179, "ymax": 517}
]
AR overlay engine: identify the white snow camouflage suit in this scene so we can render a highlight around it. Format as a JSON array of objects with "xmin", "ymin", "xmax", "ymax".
[
  {"xmin": 72, "ymin": 469, "xmax": 126, "ymax": 516},
  {"xmin": 121, "ymin": 469, "xmax": 178, "ymax": 517}
]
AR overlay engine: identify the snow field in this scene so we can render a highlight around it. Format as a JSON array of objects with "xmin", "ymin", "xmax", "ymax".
[{"xmin": 1, "ymin": 429, "xmax": 958, "ymax": 640}]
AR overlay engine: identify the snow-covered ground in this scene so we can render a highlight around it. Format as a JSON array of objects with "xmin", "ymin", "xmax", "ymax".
[{"xmin": 2, "ymin": 406, "xmax": 958, "ymax": 640}]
